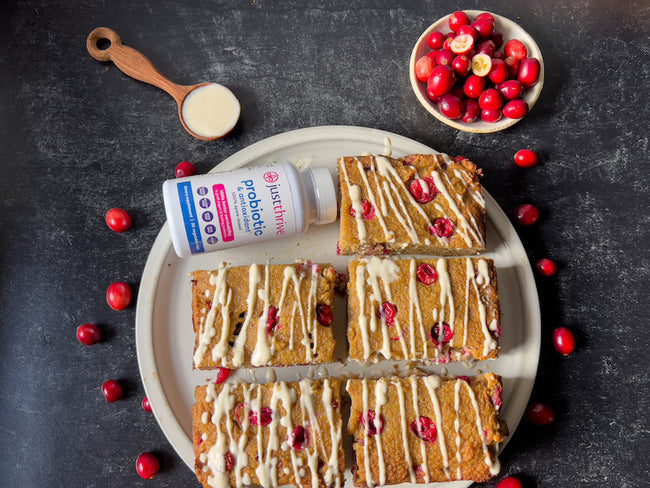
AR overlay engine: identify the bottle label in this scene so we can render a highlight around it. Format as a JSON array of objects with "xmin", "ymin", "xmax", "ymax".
[{"xmin": 175, "ymin": 165, "xmax": 298, "ymax": 253}]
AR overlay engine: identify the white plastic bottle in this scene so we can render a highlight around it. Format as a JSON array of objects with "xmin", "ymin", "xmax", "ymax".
[{"xmin": 162, "ymin": 163, "xmax": 338, "ymax": 258}]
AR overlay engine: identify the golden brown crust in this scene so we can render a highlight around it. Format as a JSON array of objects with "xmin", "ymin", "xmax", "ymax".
[
  {"xmin": 346, "ymin": 374, "xmax": 507, "ymax": 486},
  {"xmin": 337, "ymin": 154, "xmax": 486, "ymax": 255}
]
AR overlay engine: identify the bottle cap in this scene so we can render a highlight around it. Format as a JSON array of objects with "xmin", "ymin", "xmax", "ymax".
[{"xmin": 308, "ymin": 166, "xmax": 338, "ymax": 225}]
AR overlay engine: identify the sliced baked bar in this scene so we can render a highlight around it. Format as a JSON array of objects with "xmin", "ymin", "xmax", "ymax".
[
  {"xmin": 346, "ymin": 374, "xmax": 507, "ymax": 486},
  {"xmin": 191, "ymin": 261, "xmax": 336, "ymax": 369},
  {"xmin": 193, "ymin": 378, "xmax": 345, "ymax": 488},
  {"xmin": 347, "ymin": 256, "xmax": 500, "ymax": 363},
  {"xmin": 337, "ymin": 153, "xmax": 486, "ymax": 255}
]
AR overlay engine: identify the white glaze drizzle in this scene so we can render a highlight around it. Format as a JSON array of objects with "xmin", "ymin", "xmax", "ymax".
[
  {"xmin": 461, "ymin": 380, "xmax": 501, "ymax": 475},
  {"xmin": 466, "ymin": 259, "xmax": 497, "ymax": 356},
  {"xmin": 409, "ymin": 376, "xmax": 430, "ymax": 483},
  {"xmin": 251, "ymin": 265, "xmax": 273, "ymax": 366},
  {"xmin": 453, "ymin": 380, "xmax": 463, "ymax": 479},
  {"xmin": 232, "ymin": 264, "xmax": 261, "ymax": 366},
  {"xmin": 394, "ymin": 379, "xmax": 416, "ymax": 482},
  {"xmin": 374, "ymin": 379, "xmax": 388, "ymax": 485},
  {"xmin": 361, "ymin": 379, "xmax": 374, "ymax": 487},
  {"xmin": 422, "ymin": 376, "xmax": 450, "ymax": 478}
]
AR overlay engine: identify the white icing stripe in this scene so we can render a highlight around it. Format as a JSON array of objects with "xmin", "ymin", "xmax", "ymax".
[
  {"xmin": 374, "ymin": 380, "xmax": 388, "ymax": 486},
  {"xmin": 462, "ymin": 380, "xmax": 501, "ymax": 475},
  {"xmin": 355, "ymin": 158, "xmax": 392, "ymax": 240},
  {"xmin": 454, "ymin": 380, "xmax": 462, "ymax": 479},
  {"xmin": 251, "ymin": 265, "xmax": 272, "ymax": 366},
  {"xmin": 394, "ymin": 379, "xmax": 416, "ymax": 483},
  {"xmin": 422, "ymin": 376, "xmax": 450, "ymax": 478},
  {"xmin": 232, "ymin": 264, "xmax": 261, "ymax": 366},
  {"xmin": 340, "ymin": 159, "xmax": 367, "ymax": 243},
  {"xmin": 410, "ymin": 376, "xmax": 430, "ymax": 483},
  {"xmin": 361, "ymin": 379, "xmax": 374, "ymax": 488}
]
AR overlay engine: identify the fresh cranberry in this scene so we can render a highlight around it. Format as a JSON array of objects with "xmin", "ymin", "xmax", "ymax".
[
  {"xmin": 224, "ymin": 451, "xmax": 235, "ymax": 471},
  {"xmin": 215, "ymin": 367, "xmax": 232, "ymax": 384},
  {"xmin": 463, "ymin": 74, "xmax": 486, "ymax": 98},
  {"xmin": 491, "ymin": 32, "xmax": 504, "ymax": 48},
  {"xmin": 493, "ymin": 50, "xmax": 506, "ymax": 60},
  {"xmin": 478, "ymin": 88, "xmax": 503, "ymax": 110},
  {"xmin": 250, "ymin": 406, "xmax": 273, "ymax": 427},
  {"xmin": 514, "ymin": 149, "xmax": 539, "ymax": 167},
  {"xmin": 496, "ymin": 476, "xmax": 523, "ymax": 488},
  {"xmin": 289, "ymin": 425, "xmax": 309, "ymax": 450},
  {"xmin": 105, "ymin": 208, "xmax": 131, "ymax": 233},
  {"xmin": 490, "ymin": 385, "xmax": 503, "ymax": 412},
  {"xmin": 437, "ymin": 94, "xmax": 464, "ymax": 119},
  {"xmin": 427, "ymin": 31, "xmax": 445, "ymax": 50},
  {"xmin": 316, "ymin": 303, "xmax": 333, "ymax": 326},
  {"xmin": 136, "ymin": 452, "xmax": 159, "ymax": 479},
  {"xmin": 443, "ymin": 34, "xmax": 456, "ymax": 51},
  {"xmin": 448, "ymin": 11, "xmax": 471, "ymax": 32},
  {"xmin": 106, "ymin": 281, "xmax": 132, "ymax": 311},
  {"xmin": 457, "ymin": 25, "xmax": 477, "ymax": 41},
  {"xmin": 430, "ymin": 322, "xmax": 454, "ymax": 347},
  {"xmin": 475, "ymin": 12, "xmax": 495, "ymax": 23},
  {"xmin": 427, "ymin": 65, "xmax": 456, "ymax": 98},
  {"xmin": 504, "ymin": 39, "xmax": 528, "ymax": 60},
  {"xmin": 142, "ymin": 396, "xmax": 152, "ymax": 412},
  {"xmin": 349, "ymin": 200, "xmax": 375, "ymax": 220},
  {"xmin": 536, "ymin": 258, "xmax": 557, "ymax": 276},
  {"xmin": 471, "ymin": 18, "xmax": 495, "ymax": 39},
  {"xmin": 504, "ymin": 57, "xmax": 520, "ymax": 79},
  {"xmin": 449, "ymin": 34, "xmax": 474, "ymax": 56},
  {"xmin": 416, "ymin": 263, "xmax": 438, "ymax": 285},
  {"xmin": 461, "ymin": 99, "xmax": 480, "ymax": 123},
  {"xmin": 471, "ymin": 53, "xmax": 492, "ymax": 77},
  {"xmin": 429, "ymin": 218, "xmax": 454, "ymax": 238},
  {"xmin": 517, "ymin": 58, "xmax": 541, "ymax": 87},
  {"xmin": 265, "ymin": 306, "xmax": 279, "ymax": 332},
  {"xmin": 415, "ymin": 56, "xmax": 436, "ymax": 83},
  {"xmin": 498, "ymin": 80, "xmax": 523, "ymax": 101},
  {"xmin": 503, "ymin": 99, "xmax": 529, "ymax": 119},
  {"xmin": 76, "ymin": 323, "xmax": 101, "ymax": 345},
  {"xmin": 409, "ymin": 176, "xmax": 438, "ymax": 203},
  {"xmin": 553, "ymin": 327, "xmax": 576, "ymax": 355},
  {"xmin": 526, "ymin": 402, "xmax": 555, "ymax": 425},
  {"xmin": 102, "ymin": 380, "xmax": 123, "ymax": 403},
  {"xmin": 477, "ymin": 40, "xmax": 495, "ymax": 57},
  {"xmin": 377, "ymin": 302, "xmax": 397, "ymax": 326},
  {"xmin": 488, "ymin": 58, "xmax": 508, "ymax": 84},
  {"xmin": 434, "ymin": 49, "xmax": 453, "ymax": 67},
  {"xmin": 175, "ymin": 161, "xmax": 196, "ymax": 178},
  {"xmin": 359, "ymin": 410, "xmax": 384, "ymax": 435},
  {"xmin": 451, "ymin": 55, "xmax": 471, "ymax": 77},
  {"xmin": 410, "ymin": 416, "xmax": 437, "ymax": 442},
  {"xmin": 513, "ymin": 204, "xmax": 539, "ymax": 225},
  {"xmin": 426, "ymin": 50, "xmax": 439, "ymax": 60},
  {"xmin": 480, "ymin": 108, "xmax": 503, "ymax": 123}
]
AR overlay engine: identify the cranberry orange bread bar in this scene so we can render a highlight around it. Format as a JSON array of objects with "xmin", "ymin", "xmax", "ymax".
[
  {"xmin": 193, "ymin": 378, "xmax": 345, "ymax": 488},
  {"xmin": 347, "ymin": 256, "xmax": 500, "ymax": 363},
  {"xmin": 191, "ymin": 261, "xmax": 336, "ymax": 369},
  {"xmin": 346, "ymin": 374, "xmax": 507, "ymax": 486},
  {"xmin": 337, "ymin": 154, "xmax": 486, "ymax": 255}
]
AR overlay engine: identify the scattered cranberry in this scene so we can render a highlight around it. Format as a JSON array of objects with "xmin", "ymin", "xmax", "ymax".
[
  {"xmin": 514, "ymin": 149, "xmax": 539, "ymax": 167},
  {"xmin": 215, "ymin": 367, "xmax": 232, "ymax": 384},
  {"xmin": 105, "ymin": 208, "xmax": 131, "ymax": 233},
  {"xmin": 427, "ymin": 31, "xmax": 445, "ymax": 50},
  {"xmin": 526, "ymin": 402, "xmax": 555, "ymax": 425},
  {"xmin": 504, "ymin": 39, "xmax": 528, "ymax": 60},
  {"xmin": 437, "ymin": 94, "xmax": 464, "ymax": 119},
  {"xmin": 316, "ymin": 303, "xmax": 333, "ymax": 326},
  {"xmin": 266, "ymin": 305, "xmax": 279, "ymax": 332},
  {"xmin": 249, "ymin": 406, "xmax": 273, "ymax": 427},
  {"xmin": 518, "ymin": 57, "xmax": 541, "ymax": 87},
  {"xmin": 101, "ymin": 380, "xmax": 123, "ymax": 403},
  {"xmin": 478, "ymin": 88, "xmax": 503, "ymax": 110},
  {"xmin": 536, "ymin": 258, "xmax": 557, "ymax": 276},
  {"xmin": 410, "ymin": 416, "xmax": 438, "ymax": 442},
  {"xmin": 76, "ymin": 323, "xmax": 101, "ymax": 345},
  {"xmin": 448, "ymin": 11, "xmax": 471, "ymax": 32},
  {"xmin": 429, "ymin": 218, "xmax": 454, "ymax": 238},
  {"xmin": 359, "ymin": 410, "xmax": 384, "ymax": 436},
  {"xmin": 513, "ymin": 204, "xmax": 539, "ymax": 225},
  {"xmin": 136, "ymin": 452, "xmax": 159, "ymax": 479},
  {"xmin": 416, "ymin": 263, "xmax": 439, "ymax": 285},
  {"xmin": 377, "ymin": 302, "xmax": 397, "ymax": 326},
  {"xmin": 430, "ymin": 322, "xmax": 454, "ymax": 347},
  {"xmin": 142, "ymin": 396, "xmax": 152, "ymax": 412},
  {"xmin": 496, "ymin": 476, "xmax": 523, "ymax": 488},
  {"xmin": 290, "ymin": 425, "xmax": 309, "ymax": 450},
  {"xmin": 503, "ymin": 99, "xmax": 529, "ymax": 119},
  {"xmin": 415, "ymin": 56, "xmax": 436, "ymax": 82},
  {"xmin": 106, "ymin": 281, "xmax": 132, "ymax": 311},
  {"xmin": 175, "ymin": 161, "xmax": 196, "ymax": 178},
  {"xmin": 409, "ymin": 176, "xmax": 439, "ymax": 203},
  {"xmin": 553, "ymin": 327, "xmax": 576, "ymax": 355}
]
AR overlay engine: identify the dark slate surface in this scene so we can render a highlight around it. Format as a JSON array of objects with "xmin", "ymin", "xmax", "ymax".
[{"xmin": 1, "ymin": 1, "xmax": 649, "ymax": 487}]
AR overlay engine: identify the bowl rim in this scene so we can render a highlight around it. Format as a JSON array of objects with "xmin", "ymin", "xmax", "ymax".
[{"xmin": 409, "ymin": 9, "xmax": 545, "ymax": 133}]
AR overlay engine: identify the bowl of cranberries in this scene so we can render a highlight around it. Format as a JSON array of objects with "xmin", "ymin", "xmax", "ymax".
[{"xmin": 410, "ymin": 10, "xmax": 544, "ymax": 133}]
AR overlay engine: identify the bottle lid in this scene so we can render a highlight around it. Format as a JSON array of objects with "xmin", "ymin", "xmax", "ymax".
[{"xmin": 308, "ymin": 166, "xmax": 338, "ymax": 225}]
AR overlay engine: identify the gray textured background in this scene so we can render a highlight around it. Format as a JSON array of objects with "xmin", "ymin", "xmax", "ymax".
[{"xmin": 1, "ymin": 0, "xmax": 649, "ymax": 487}]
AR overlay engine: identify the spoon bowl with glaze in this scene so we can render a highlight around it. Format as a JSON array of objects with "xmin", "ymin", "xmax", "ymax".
[{"xmin": 86, "ymin": 27, "xmax": 240, "ymax": 140}]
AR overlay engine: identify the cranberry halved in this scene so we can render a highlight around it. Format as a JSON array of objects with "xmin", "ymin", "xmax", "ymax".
[
  {"xmin": 430, "ymin": 322, "xmax": 454, "ymax": 348},
  {"xmin": 377, "ymin": 302, "xmax": 397, "ymax": 326},
  {"xmin": 490, "ymin": 384, "xmax": 503, "ymax": 412},
  {"xmin": 416, "ymin": 263, "xmax": 438, "ymax": 285},
  {"xmin": 359, "ymin": 410, "xmax": 384, "ymax": 436},
  {"xmin": 250, "ymin": 406, "xmax": 273, "ymax": 427},
  {"xmin": 349, "ymin": 200, "xmax": 375, "ymax": 220},
  {"xmin": 410, "ymin": 416, "xmax": 437, "ymax": 443},
  {"xmin": 409, "ymin": 176, "xmax": 438, "ymax": 204},
  {"xmin": 224, "ymin": 451, "xmax": 235, "ymax": 471},
  {"xmin": 429, "ymin": 218, "xmax": 454, "ymax": 238},
  {"xmin": 266, "ymin": 306, "xmax": 279, "ymax": 332},
  {"xmin": 289, "ymin": 425, "xmax": 309, "ymax": 450},
  {"xmin": 316, "ymin": 303, "xmax": 333, "ymax": 326}
]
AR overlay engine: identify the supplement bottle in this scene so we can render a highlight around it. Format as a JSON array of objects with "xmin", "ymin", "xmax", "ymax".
[{"xmin": 163, "ymin": 162, "xmax": 337, "ymax": 258}]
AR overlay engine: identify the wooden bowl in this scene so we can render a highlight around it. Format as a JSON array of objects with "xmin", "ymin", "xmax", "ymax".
[{"xmin": 409, "ymin": 10, "xmax": 545, "ymax": 133}]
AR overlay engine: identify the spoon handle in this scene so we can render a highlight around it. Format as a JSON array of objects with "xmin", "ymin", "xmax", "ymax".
[{"xmin": 86, "ymin": 27, "xmax": 191, "ymax": 104}]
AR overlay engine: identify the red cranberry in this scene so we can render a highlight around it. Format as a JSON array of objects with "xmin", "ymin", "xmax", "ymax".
[
  {"xmin": 475, "ymin": 12, "xmax": 495, "ymax": 23},
  {"xmin": 359, "ymin": 410, "xmax": 384, "ymax": 436},
  {"xmin": 514, "ymin": 204, "xmax": 539, "ymax": 225},
  {"xmin": 488, "ymin": 58, "xmax": 508, "ymax": 84},
  {"xmin": 105, "ymin": 208, "xmax": 131, "ymax": 233},
  {"xmin": 136, "ymin": 452, "xmax": 159, "ymax": 479},
  {"xmin": 493, "ymin": 50, "xmax": 506, "ymax": 60},
  {"xmin": 410, "ymin": 416, "xmax": 437, "ymax": 442},
  {"xmin": 377, "ymin": 302, "xmax": 397, "ymax": 326},
  {"xmin": 429, "ymin": 218, "xmax": 454, "ymax": 238},
  {"xmin": 437, "ymin": 94, "xmax": 464, "ymax": 119},
  {"xmin": 553, "ymin": 327, "xmax": 576, "ymax": 355},
  {"xmin": 142, "ymin": 396, "xmax": 152, "ymax": 412},
  {"xmin": 457, "ymin": 25, "xmax": 477, "ymax": 41},
  {"xmin": 349, "ymin": 200, "xmax": 375, "ymax": 220},
  {"xmin": 427, "ymin": 31, "xmax": 445, "ymax": 50},
  {"xmin": 461, "ymin": 99, "xmax": 480, "ymax": 123},
  {"xmin": 316, "ymin": 303, "xmax": 333, "ymax": 326},
  {"xmin": 463, "ymin": 74, "xmax": 485, "ymax": 98},
  {"xmin": 409, "ymin": 176, "xmax": 438, "ymax": 203},
  {"xmin": 175, "ymin": 161, "xmax": 196, "ymax": 178},
  {"xmin": 477, "ymin": 40, "xmax": 495, "ymax": 57},
  {"xmin": 448, "ymin": 11, "xmax": 471, "ymax": 32},
  {"xmin": 250, "ymin": 406, "xmax": 273, "ymax": 426},
  {"xmin": 471, "ymin": 18, "xmax": 494, "ymax": 39},
  {"xmin": 416, "ymin": 263, "xmax": 438, "ymax": 285},
  {"xmin": 456, "ymin": 375, "xmax": 471, "ymax": 382},
  {"xmin": 536, "ymin": 258, "xmax": 557, "ymax": 276},
  {"xmin": 106, "ymin": 281, "xmax": 132, "ymax": 311},
  {"xmin": 490, "ymin": 384, "xmax": 503, "ymax": 412},
  {"xmin": 526, "ymin": 402, "xmax": 555, "ymax": 425},
  {"xmin": 504, "ymin": 56, "xmax": 520, "ymax": 79},
  {"xmin": 435, "ymin": 48, "xmax": 455, "ymax": 67},
  {"xmin": 266, "ymin": 305, "xmax": 279, "ymax": 332},
  {"xmin": 491, "ymin": 32, "xmax": 504, "ymax": 48},
  {"xmin": 496, "ymin": 476, "xmax": 523, "ymax": 488},
  {"xmin": 430, "ymin": 322, "xmax": 454, "ymax": 347},
  {"xmin": 514, "ymin": 149, "xmax": 539, "ymax": 167},
  {"xmin": 504, "ymin": 39, "xmax": 528, "ymax": 60},
  {"xmin": 451, "ymin": 55, "xmax": 471, "ymax": 77},
  {"xmin": 498, "ymin": 80, "xmax": 523, "ymax": 101},
  {"xmin": 480, "ymin": 108, "xmax": 503, "ymax": 123},
  {"xmin": 415, "ymin": 56, "xmax": 436, "ymax": 83},
  {"xmin": 503, "ymin": 99, "xmax": 529, "ymax": 119},
  {"xmin": 478, "ymin": 88, "xmax": 503, "ymax": 110},
  {"xmin": 518, "ymin": 58, "xmax": 541, "ymax": 87},
  {"xmin": 102, "ymin": 380, "xmax": 123, "ymax": 403},
  {"xmin": 215, "ymin": 367, "xmax": 232, "ymax": 384},
  {"xmin": 224, "ymin": 451, "xmax": 235, "ymax": 471},
  {"xmin": 427, "ymin": 65, "xmax": 456, "ymax": 98},
  {"xmin": 76, "ymin": 323, "xmax": 101, "ymax": 345},
  {"xmin": 289, "ymin": 425, "xmax": 309, "ymax": 450}
]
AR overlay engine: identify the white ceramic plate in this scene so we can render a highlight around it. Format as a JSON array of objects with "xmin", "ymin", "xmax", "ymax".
[
  {"xmin": 136, "ymin": 126, "xmax": 540, "ymax": 487},
  {"xmin": 409, "ymin": 10, "xmax": 545, "ymax": 133}
]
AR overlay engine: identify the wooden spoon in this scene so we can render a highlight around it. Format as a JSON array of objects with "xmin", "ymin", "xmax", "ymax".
[{"xmin": 86, "ymin": 27, "xmax": 240, "ymax": 140}]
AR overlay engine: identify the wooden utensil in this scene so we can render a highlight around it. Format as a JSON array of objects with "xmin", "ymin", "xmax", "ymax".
[{"xmin": 86, "ymin": 27, "xmax": 240, "ymax": 140}]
